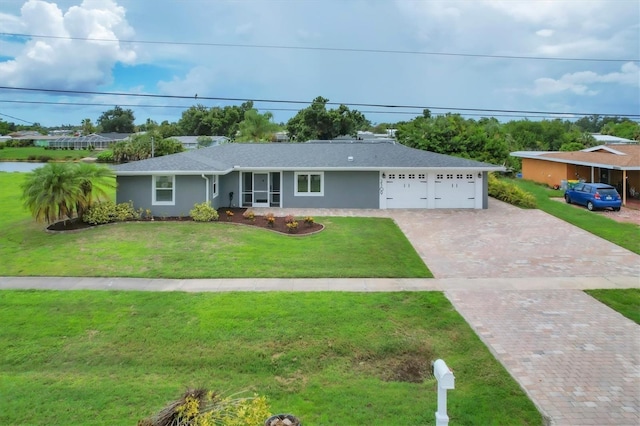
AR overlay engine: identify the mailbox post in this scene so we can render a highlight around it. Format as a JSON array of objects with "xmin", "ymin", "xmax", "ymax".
[{"xmin": 433, "ymin": 359, "xmax": 455, "ymax": 426}]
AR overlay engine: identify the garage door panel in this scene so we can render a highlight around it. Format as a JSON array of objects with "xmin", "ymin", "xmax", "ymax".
[
  {"xmin": 434, "ymin": 172, "xmax": 476, "ymax": 208},
  {"xmin": 386, "ymin": 172, "xmax": 427, "ymax": 208}
]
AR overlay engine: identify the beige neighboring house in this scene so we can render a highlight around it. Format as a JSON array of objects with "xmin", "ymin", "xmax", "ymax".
[{"xmin": 511, "ymin": 144, "xmax": 640, "ymax": 206}]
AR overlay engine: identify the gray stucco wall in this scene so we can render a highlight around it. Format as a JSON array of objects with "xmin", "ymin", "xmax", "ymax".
[
  {"xmin": 216, "ymin": 171, "xmax": 240, "ymax": 209},
  {"xmin": 282, "ymin": 171, "xmax": 380, "ymax": 208},
  {"xmin": 117, "ymin": 175, "xmax": 210, "ymax": 217}
]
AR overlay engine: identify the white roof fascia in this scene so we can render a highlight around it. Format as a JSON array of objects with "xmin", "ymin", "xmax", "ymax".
[
  {"xmin": 232, "ymin": 166, "xmax": 504, "ymax": 172},
  {"xmin": 115, "ymin": 168, "xmax": 233, "ymax": 176},
  {"xmin": 581, "ymin": 145, "xmax": 626, "ymax": 155}
]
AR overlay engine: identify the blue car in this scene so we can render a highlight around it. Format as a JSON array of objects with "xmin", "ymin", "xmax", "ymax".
[{"xmin": 564, "ymin": 183, "xmax": 622, "ymax": 211}]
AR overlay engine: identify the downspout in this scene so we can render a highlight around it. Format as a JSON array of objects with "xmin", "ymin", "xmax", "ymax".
[{"xmin": 201, "ymin": 174, "xmax": 210, "ymax": 202}]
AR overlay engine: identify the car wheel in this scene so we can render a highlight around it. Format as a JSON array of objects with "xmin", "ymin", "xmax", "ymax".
[
  {"xmin": 565, "ymin": 195, "xmax": 571, "ymax": 204},
  {"xmin": 587, "ymin": 201, "xmax": 594, "ymax": 211},
  {"xmin": 613, "ymin": 207, "xmax": 621, "ymax": 212}
]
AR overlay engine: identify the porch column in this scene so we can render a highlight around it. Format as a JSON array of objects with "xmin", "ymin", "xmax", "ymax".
[{"xmin": 622, "ymin": 170, "xmax": 627, "ymax": 207}]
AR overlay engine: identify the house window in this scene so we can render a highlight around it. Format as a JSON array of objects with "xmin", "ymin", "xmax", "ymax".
[
  {"xmin": 295, "ymin": 172, "xmax": 324, "ymax": 196},
  {"xmin": 153, "ymin": 175, "xmax": 175, "ymax": 205},
  {"xmin": 212, "ymin": 175, "xmax": 218, "ymax": 198}
]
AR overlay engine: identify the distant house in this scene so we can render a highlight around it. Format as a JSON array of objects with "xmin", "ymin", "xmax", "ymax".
[
  {"xmin": 113, "ymin": 140, "xmax": 503, "ymax": 216},
  {"xmin": 590, "ymin": 134, "xmax": 636, "ymax": 145},
  {"xmin": 511, "ymin": 144, "xmax": 640, "ymax": 205},
  {"xmin": 47, "ymin": 133, "xmax": 131, "ymax": 150},
  {"xmin": 172, "ymin": 136, "xmax": 230, "ymax": 150}
]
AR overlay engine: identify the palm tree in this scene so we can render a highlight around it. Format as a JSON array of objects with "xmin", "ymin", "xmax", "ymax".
[
  {"xmin": 21, "ymin": 163, "xmax": 82, "ymax": 224},
  {"xmin": 74, "ymin": 163, "xmax": 116, "ymax": 219},
  {"xmin": 21, "ymin": 163, "xmax": 116, "ymax": 224}
]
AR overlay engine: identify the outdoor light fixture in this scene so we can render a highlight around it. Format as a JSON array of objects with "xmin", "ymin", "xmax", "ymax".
[
  {"xmin": 382, "ymin": 172, "xmax": 386, "ymax": 178},
  {"xmin": 478, "ymin": 172, "xmax": 482, "ymax": 178}
]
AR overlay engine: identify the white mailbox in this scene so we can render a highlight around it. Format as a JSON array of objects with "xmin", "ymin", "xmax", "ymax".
[
  {"xmin": 433, "ymin": 359, "xmax": 455, "ymax": 426},
  {"xmin": 434, "ymin": 359, "xmax": 455, "ymax": 389}
]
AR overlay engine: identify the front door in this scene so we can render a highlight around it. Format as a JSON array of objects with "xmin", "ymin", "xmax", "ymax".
[{"xmin": 253, "ymin": 173, "xmax": 269, "ymax": 207}]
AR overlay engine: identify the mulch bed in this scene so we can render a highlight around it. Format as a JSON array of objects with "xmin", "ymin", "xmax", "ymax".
[{"xmin": 46, "ymin": 208, "xmax": 324, "ymax": 235}]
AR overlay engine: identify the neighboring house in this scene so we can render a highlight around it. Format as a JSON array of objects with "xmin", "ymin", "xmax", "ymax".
[
  {"xmin": 47, "ymin": 133, "xmax": 131, "ymax": 149},
  {"xmin": 172, "ymin": 136, "xmax": 230, "ymax": 150},
  {"xmin": 114, "ymin": 140, "xmax": 503, "ymax": 216},
  {"xmin": 590, "ymin": 134, "xmax": 636, "ymax": 144},
  {"xmin": 511, "ymin": 144, "xmax": 640, "ymax": 205}
]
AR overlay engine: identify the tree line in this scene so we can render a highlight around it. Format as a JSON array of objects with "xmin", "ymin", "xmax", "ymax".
[{"xmin": 2, "ymin": 98, "xmax": 638, "ymax": 169}]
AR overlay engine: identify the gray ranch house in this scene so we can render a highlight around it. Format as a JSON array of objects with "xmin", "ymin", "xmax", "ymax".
[{"xmin": 114, "ymin": 141, "xmax": 503, "ymax": 216}]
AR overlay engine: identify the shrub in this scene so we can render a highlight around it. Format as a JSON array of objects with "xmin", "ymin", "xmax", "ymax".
[
  {"xmin": 488, "ymin": 174, "xmax": 536, "ymax": 208},
  {"xmin": 286, "ymin": 220, "xmax": 299, "ymax": 233},
  {"xmin": 96, "ymin": 150, "xmax": 114, "ymax": 163},
  {"xmin": 284, "ymin": 214, "xmax": 295, "ymax": 224},
  {"xmin": 0, "ymin": 142, "xmax": 5, "ymax": 149},
  {"xmin": 190, "ymin": 201, "xmax": 219, "ymax": 222},
  {"xmin": 225, "ymin": 210, "xmax": 234, "ymax": 221},
  {"xmin": 264, "ymin": 212, "xmax": 275, "ymax": 227},
  {"xmin": 37, "ymin": 155, "xmax": 52, "ymax": 163},
  {"xmin": 82, "ymin": 200, "xmax": 140, "ymax": 225},
  {"xmin": 303, "ymin": 216, "xmax": 315, "ymax": 226},
  {"xmin": 243, "ymin": 210, "xmax": 255, "ymax": 221},
  {"xmin": 27, "ymin": 155, "xmax": 36, "ymax": 161}
]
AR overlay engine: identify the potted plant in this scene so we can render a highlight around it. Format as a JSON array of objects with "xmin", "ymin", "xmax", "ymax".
[{"xmin": 264, "ymin": 413, "xmax": 301, "ymax": 426}]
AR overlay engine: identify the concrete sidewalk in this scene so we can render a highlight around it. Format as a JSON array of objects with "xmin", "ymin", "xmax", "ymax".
[{"xmin": 0, "ymin": 275, "xmax": 638, "ymax": 292}]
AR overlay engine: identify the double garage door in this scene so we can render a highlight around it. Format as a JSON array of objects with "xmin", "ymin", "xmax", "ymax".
[{"xmin": 385, "ymin": 171, "xmax": 477, "ymax": 208}]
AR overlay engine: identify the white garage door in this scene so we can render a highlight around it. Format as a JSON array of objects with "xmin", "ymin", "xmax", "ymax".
[
  {"xmin": 385, "ymin": 172, "xmax": 428, "ymax": 208},
  {"xmin": 434, "ymin": 172, "xmax": 476, "ymax": 208}
]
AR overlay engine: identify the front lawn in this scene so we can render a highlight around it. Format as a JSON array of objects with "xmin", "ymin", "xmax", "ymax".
[
  {"xmin": 508, "ymin": 178, "xmax": 640, "ymax": 254},
  {"xmin": 0, "ymin": 172, "xmax": 430, "ymax": 278},
  {"xmin": 0, "ymin": 290, "xmax": 543, "ymax": 425},
  {"xmin": 0, "ymin": 146, "xmax": 95, "ymax": 161}
]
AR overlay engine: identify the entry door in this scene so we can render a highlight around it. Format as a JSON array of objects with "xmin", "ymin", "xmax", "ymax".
[{"xmin": 253, "ymin": 173, "xmax": 269, "ymax": 207}]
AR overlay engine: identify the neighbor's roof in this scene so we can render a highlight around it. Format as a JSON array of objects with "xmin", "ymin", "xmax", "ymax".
[
  {"xmin": 591, "ymin": 134, "xmax": 635, "ymax": 144},
  {"xmin": 511, "ymin": 144, "xmax": 640, "ymax": 170},
  {"xmin": 114, "ymin": 141, "xmax": 504, "ymax": 175}
]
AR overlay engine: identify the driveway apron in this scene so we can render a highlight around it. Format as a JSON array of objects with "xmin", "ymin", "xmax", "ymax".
[{"xmin": 447, "ymin": 289, "xmax": 640, "ymax": 426}]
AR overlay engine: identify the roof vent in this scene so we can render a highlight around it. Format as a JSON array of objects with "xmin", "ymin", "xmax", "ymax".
[{"xmin": 348, "ymin": 156, "xmax": 354, "ymax": 162}]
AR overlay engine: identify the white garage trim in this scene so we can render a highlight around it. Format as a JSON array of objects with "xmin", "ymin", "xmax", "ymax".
[{"xmin": 380, "ymin": 170, "xmax": 484, "ymax": 209}]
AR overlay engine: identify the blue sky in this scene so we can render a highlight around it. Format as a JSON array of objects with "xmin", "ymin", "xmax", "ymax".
[{"xmin": 0, "ymin": 0, "xmax": 638, "ymax": 129}]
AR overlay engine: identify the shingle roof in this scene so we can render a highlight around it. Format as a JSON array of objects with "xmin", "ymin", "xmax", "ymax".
[
  {"xmin": 114, "ymin": 141, "xmax": 503, "ymax": 174},
  {"xmin": 511, "ymin": 144, "xmax": 640, "ymax": 170}
]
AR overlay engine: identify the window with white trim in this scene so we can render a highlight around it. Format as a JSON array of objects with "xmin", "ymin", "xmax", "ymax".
[
  {"xmin": 153, "ymin": 175, "xmax": 175, "ymax": 205},
  {"xmin": 295, "ymin": 172, "xmax": 324, "ymax": 196},
  {"xmin": 212, "ymin": 175, "xmax": 218, "ymax": 198}
]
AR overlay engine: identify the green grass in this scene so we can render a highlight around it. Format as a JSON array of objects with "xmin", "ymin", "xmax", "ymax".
[
  {"xmin": 0, "ymin": 146, "xmax": 94, "ymax": 161},
  {"xmin": 0, "ymin": 290, "xmax": 543, "ymax": 425},
  {"xmin": 585, "ymin": 289, "xmax": 640, "ymax": 324},
  {"xmin": 0, "ymin": 172, "xmax": 431, "ymax": 278},
  {"xmin": 508, "ymin": 178, "xmax": 640, "ymax": 254}
]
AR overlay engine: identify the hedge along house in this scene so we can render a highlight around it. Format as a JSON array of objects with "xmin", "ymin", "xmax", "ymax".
[
  {"xmin": 511, "ymin": 144, "xmax": 640, "ymax": 206},
  {"xmin": 113, "ymin": 141, "xmax": 504, "ymax": 216}
]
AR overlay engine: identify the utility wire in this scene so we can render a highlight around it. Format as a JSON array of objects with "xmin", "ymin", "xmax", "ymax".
[
  {"xmin": 2, "ymin": 32, "xmax": 637, "ymax": 63},
  {"xmin": 0, "ymin": 99, "xmax": 592, "ymax": 120},
  {"xmin": 0, "ymin": 111, "xmax": 34, "ymax": 125},
  {"xmin": 1, "ymin": 85, "xmax": 638, "ymax": 118}
]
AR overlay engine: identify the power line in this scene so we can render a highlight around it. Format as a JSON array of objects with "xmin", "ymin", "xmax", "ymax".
[
  {"xmin": 0, "ymin": 111, "xmax": 34, "ymax": 125},
  {"xmin": 2, "ymin": 32, "xmax": 637, "ymax": 63},
  {"xmin": 0, "ymin": 99, "xmax": 588, "ymax": 120},
  {"xmin": 1, "ymin": 85, "xmax": 638, "ymax": 118}
]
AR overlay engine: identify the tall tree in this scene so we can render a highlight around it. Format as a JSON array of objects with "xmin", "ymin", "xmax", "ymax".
[
  {"xmin": 286, "ymin": 96, "xmax": 370, "ymax": 141},
  {"xmin": 81, "ymin": 118, "xmax": 95, "ymax": 135},
  {"xmin": 97, "ymin": 106, "xmax": 135, "ymax": 133},
  {"xmin": 236, "ymin": 109, "xmax": 280, "ymax": 142}
]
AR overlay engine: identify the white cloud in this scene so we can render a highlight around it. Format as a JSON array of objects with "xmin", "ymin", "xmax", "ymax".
[
  {"xmin": 536, "ymin": 29, "xmax": 554, "ymax": 37},
  {"xmin": 528, "ymin": 62, "xmax": 639, "ymax": 96},
  {"xmin": 0, "ymin": 0, "xmax": 136, "ymax": 89}
]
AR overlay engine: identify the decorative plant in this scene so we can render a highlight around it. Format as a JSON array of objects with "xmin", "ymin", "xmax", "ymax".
[
  {"xmin": 264, "ymin": 212, "xmax": 275, "ymax": 227},
  {"xmin": 138, "ymin": 388, "xmax": 271, "ymax": 426},
  {"xmin": 190, "ymin": 202, "xmax": 219, "ymax": 222},
  {"xmin": 243, "ymin": 210, "xmax": 255, "ymax": 221},
  {"xmin": 286, "ymin": 220, "xmax": 299, "ymax": 233},
  {"xmin": 284, "ymin": 214, "xmax": 295, "ymax": 224},
  {"xmin": 225, "ymin": 210, "xmax": 234, "ymax": 221},
  {"xmin": 303, "ymin": 216, "xmax": 315, "ymax": 227}
]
